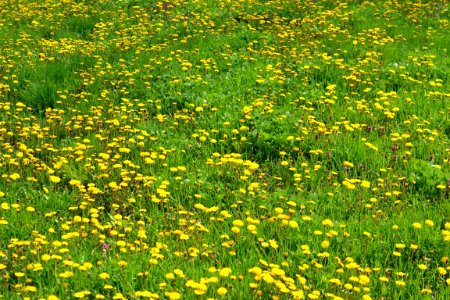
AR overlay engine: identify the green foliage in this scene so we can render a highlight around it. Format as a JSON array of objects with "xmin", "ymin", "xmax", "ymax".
[{"xmin": 0, "ymin": 0, "xmax": 449, "ymax": 299}]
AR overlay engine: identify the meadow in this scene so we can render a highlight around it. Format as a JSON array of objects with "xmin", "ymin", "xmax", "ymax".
[{"xmin": 0, "ymin": 0, "xmax": 449, "ymax": 299}]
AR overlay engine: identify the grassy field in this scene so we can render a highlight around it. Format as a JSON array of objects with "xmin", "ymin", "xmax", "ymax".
[{"xmin": 0, "ymin": 0, "xmax": 449, "ymax": 299}]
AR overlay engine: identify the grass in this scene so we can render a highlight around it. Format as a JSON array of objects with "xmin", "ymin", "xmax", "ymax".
[{"xmin": 0, "ymin": 0, "xmax": 449, "ymax": 299}]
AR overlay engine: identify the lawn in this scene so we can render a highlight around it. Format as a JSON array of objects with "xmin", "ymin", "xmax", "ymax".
[{"xmin": 0, "ymin": 0, "xmax": 449, "ymax": 299}]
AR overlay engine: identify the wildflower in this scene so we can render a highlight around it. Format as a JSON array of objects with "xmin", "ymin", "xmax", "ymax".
[
  {"xmin": 217, "ymin": 287, "xmax": 227, "ymax": 296},
  {"xmin": 232, "ymin": 220, "xmax": 244, "ymax": 227},
  {"xmin": 321, "ymin": 240, "xmax": 330, "ymax": 248},
  {"xmin": 219, "ymin": 268, "xmax": 232, "ymax": 277},
  {"xmin": 329, "ymin": 278, "xmax": 341, "ymax": 285},
  {"xmin": 412, "ymin": 223, "xmax": 422, "ymax": 229},
  {"xmin": 10, "ymin": 173, "xmax": 21, "ymax": 180},
  {"xmin": 395, "ymin": 280, "xmax": 406, "ymax": 286},
  {"xmin": 359, "ymin": 275, "xmax": 370, "ymax": 285},
  {"xmin": 438, "ymin": 267, "xmax": 447, "ymax": 275},
  {"xmin": 99, "ymin": 273, "xmax": 110, "ymax": 280},
  {"xmin": 418, "ymin": 264, "xmax": 427, "ymax": 270},
  {"xmin": 288, "ymin": 220, "xmax": 298, "ymax": 228},
  {"xmin": 322, "ymin": 219, "xmax": 334, "ymax": 227},
  {"xmin": 410, "ymin": 244, "xmax": 419, "ymax": 250},
  {"xmin": 41, "ymin": 254, "xmax": 51, "ymax": 261},
  {"xmin": 49, "ymin": 176, "xmax": 61, "ymax": 183},
  {"xmin": 361, "ymin": 181, "xmax": 371, "ymax": 188},
  {"xmin": 425, "ymin": 220, "xmax": 434, "ymax": 227},
  {"xmin": 74, "ymin": 291, "xmax": 91, "ymax": 298},
  {"xmin": 23, "ymin": 286, "xmax": 37, "ymax": 292},
  {"xmin": 164, "ymin": 292, "xmax": 181, "ymax": 300}
]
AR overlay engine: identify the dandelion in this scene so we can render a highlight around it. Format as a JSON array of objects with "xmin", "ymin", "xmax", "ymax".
[
  {"xmin": 49, "ymin": 175, "xmax": 61, "ymax": 183},
  {"xmin": 164, "ymin": 292, "xmax": 181, "ymax": 300},
  {"xmin": 395, "ymin": 280, "xmax": 406, "ymax": 286},
  {"xmin": 74, "ymin": 291, "xmax": 89, "ymax": 298},
  {"xmin": 412, "ymin": 223, "xmax": 422, "ymax": 229},
  {"xmin": 329, "ymin": 278, "xmax": 341, "ymax": 285},
  {"xmin": 9, "ymin": 173, "xmax": 21, "ymax": 180},
  {"xmin": 425, "ymin": 220, "xmax": 434, "ymax": 227},
  {"xmin": 361, "ymin": 181, "xmax": 371, "ymax": 188},
  {"xmin": 41, "ymin": 254, "xmax": 51, "ymax": 261},
  {"xmin": 359, "ymin": 275, "xmax": 370, "ymax": 285},
  {"xmin": 217, "ymin": 287, "xmax": 228, "ymax": 296},
  {"xmin": 219, "ymin": 268, "xmax": 232, "ymax": 277},
  {"xmin": 418, "ymin": 264, "xmax": 427, "ymax": 270},
  {"xmin": 23, "ymin": 286, "xmax": 37, "ymax": 292},
  {"xmin": 322, "ymin": 219, "xmax": 334, "ymax": 227},
  {"xmin": 99, "ymin": 272, "xmax": 110, "ymax": 280}
]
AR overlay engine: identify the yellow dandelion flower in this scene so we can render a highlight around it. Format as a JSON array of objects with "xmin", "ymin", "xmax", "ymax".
[
  {"xmin": 219, "ymin": 268, "xmax": 232, "ymax": 277},
  {"xmin": 359, "ymin": 275, "xmax": 370, "ymax": 285},
  {"xmin": 217, "ymin": 287, "xmax": 227, "ymax": 296},
  {"xmin": 329, "ymin": 278, "xmax": 341, "ymax": 285},
  {"xmin": 288, "ymin": 220, "xmax": 298, "ymax": 228},
  {"xmin": 395, "ymin": 280, "xmax": 406, "ymax": 286},
  {"xmin": 165, "ymin": 292, "xmax": 181, "ymax": 300},
  {"xmin": 412, "ymin": 223, "xmax": 422, "ymax": 229},
  {"xmin": 41, "ymin": 254, "xmax": 51, "ymax": 262},
  {"xmin": 425, "ymin": 220, "xmax": 434, "ymax": 227},
  {"xmin": 10, "ymin": 173, "xmax": 21, "ymax": 180},
  {"xmin": 99, "ymin": 273, "xmax": 110, "ymax": 280},
  {"xmin": 23, "ymin": 286, "xmax": 37, "ymax": 292},
  {"xmin": 418, "ymin": 264, "xmax": 427, "ymax": 270},
  {"xmin": 322, "ymin": 219, "xmax": 334, "ymax": 227},
  {"xmin": 361, "ymin": 181, "xmax": 371, "ymax": 188},
  {"xmin": 49, "ymin": 176, "xmax": 61, "ymax": 183}
]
